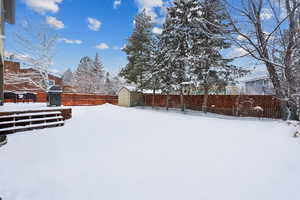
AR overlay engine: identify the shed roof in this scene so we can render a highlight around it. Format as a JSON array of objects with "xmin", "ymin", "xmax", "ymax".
[{"xmin": 118, "ymin": 86, "xmax": 137, "ymax": 93}]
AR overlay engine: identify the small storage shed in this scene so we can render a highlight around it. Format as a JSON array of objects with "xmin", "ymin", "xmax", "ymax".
[{"xmin": 118, "ymin": 86, "xmax": 144, "ymax": 107}]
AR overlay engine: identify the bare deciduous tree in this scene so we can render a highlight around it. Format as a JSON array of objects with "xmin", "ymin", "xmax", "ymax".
[
  {"xmin": 224, "ymin": 0, "xmax": 300, "ymax": 120},
  {"xmin": 6, "ymin": 20, "xmax": 58, "ymax": 92}
]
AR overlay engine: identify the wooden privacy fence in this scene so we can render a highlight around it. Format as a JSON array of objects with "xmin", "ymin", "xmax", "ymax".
[
  {"xmin": 144, "ymin": 94, "xmax": 282, "ymax": 119},
  {"xmin": 61, "ymin": 93, "xmax": 118, "ymax": 106},
  {"xmin": 6, "ymin": 92, "xmax": 118, "ymax": 106}
]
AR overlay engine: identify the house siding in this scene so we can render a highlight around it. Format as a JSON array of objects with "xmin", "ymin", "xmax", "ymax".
[{"xmin": 4, "ymin": 60, "xmax": 63, "ymax": 93}]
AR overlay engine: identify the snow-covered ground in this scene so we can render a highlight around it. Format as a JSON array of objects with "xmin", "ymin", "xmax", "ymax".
[{"xmin": 0, "ymin": 104, "xmax": 299, "ymax": 200}]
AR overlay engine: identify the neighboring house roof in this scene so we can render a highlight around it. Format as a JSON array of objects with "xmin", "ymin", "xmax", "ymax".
[
  {"xmin": 48, "ymin": 85, "xmax": 63, "ymax": 93},
  {"xmin": 243, "ymin": 76, "xmax": 270, "ymax": 83}
]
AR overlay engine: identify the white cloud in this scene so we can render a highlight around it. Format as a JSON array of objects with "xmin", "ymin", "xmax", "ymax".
[
  {"xmin": 135, "ymin": 0, "xmax": 164, "ymax": 24},
  {"xmin": 229, "ymin": 47, "xmax": 248, "ymax": 58},
  {"xmin": 4, "ymin": 50, "xmax": 12, "ymax": 58},
  {"xmin": 113, "ymin": 0, "xmax": 122, "ymax": 9},
  {"xmin": 152, "ymin": 27, "xmax": 162, "ymax": 34},
  {"xmin": 23, "ymin": 0, "xmax": 63, "ymax": 14},
  {"xmin": 59, "ymin": 38, "xmax": 82, "ymax": 44},
  {"xmin": 46, "ymin": 16, "xmax": 64, "ymax": 29},
  {"xmin": 237, "ymin": 35, "xmax": 246, "ymax": 41},
  {"xmin": 87, "ymin": 17, "xmax": 101, "ymax": 31},
  {"xmin": 96, "ymin": 43, "xmax": 109, "ymax": 50},
  {"xmin": 261, "ymin": 8, "xmax": 273, "ymax": 20}
]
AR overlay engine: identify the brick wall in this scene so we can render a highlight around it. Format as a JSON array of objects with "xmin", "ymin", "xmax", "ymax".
[{"xmin": 4, "ymin": 60, "xmax": 63, "ymax": 92}]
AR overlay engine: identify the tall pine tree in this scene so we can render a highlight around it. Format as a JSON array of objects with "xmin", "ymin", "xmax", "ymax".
[
  {"xmin": 120, "ymin": 10, "xmax": 154, "ymax": 91},
  {"xmin": 92, "ymin": 53, "xmax": 105, "ymax": 93},
  {"xmin": 72, "ymin": 55, "xmax": 106, "ymax": 94},
  {"xmin": 190, "ymin": 0, "xmax": 243, "ymax": 113},
  {"xmin": 159, "ymin": 0, "xmax": 203, "ymax": 111}
]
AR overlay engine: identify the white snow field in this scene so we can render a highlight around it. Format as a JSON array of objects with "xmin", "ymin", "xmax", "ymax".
[{"xmin": 0, "ymin": 104, "xmax": 299, "ymax": 200}]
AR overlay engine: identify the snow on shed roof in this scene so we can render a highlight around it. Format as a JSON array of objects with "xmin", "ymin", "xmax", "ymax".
[
  {"xmin": 122, "ymin": 86, "xmax": 137, "ymax": 92},
  {"xmin": 118, "ymin": 86, "xmax": 138, "ymax": 94}
]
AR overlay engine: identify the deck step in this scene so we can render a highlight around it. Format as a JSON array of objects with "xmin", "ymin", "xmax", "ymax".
[
  {"xmin": 0, "ymin": 116, "xmax": 63, "ymax": 125},
  {"xmin": 0, "ymin": 121, "xmax": 64, "ymax": 134},
  {"xmin": 0, "ymin": 111, "xmax": 62, "ymax": 119},
  {"xmin": 0, "ymin": 110, "xmax": 66, "ymax": 135},
  {"xmin": 0, "ymin": 135, "xmax": 7, "ymax": 147}
]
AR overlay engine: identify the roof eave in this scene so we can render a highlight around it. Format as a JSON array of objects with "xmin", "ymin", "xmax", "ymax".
[{"xmin": 4, "ymin": 0, "xmax": 16, "ymax": 24}]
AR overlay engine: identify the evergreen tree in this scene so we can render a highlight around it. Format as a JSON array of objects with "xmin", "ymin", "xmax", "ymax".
[
  {"xmin": 120, "ymin": 10, "xmax": 154, "ymax": 91},
  {"xmin": 159, "ymin": 0, "xmax": 203, "ymax": 111},
  {"xmin": 62, "ymin": 68, "xmax": 73, "ymax": 85},
  {"xmin": 104, "ymin": 72, "xmax": 115, "ymax": 95},
  {"xmin": 111, "ymin": 75, "xmax": 123, "ymax": 94},
  {"xmin": 93, "ymin": 53, "xmax": 105, "ymax": 93},
  {"xmin": 73, "ymin": 56, "xmax": 93, "ymax": 93},
  {"xmin": 190, "ymin": 0, "xmax": 244, "ymax": 113},
  {"xmin": 73, "ymin": 56, "xmax": 105, "ymax": 94}
]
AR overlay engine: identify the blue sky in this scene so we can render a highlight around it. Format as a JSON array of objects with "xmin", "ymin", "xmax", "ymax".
[{"xmin": 5, "ymin": 0, "xmax": 165, "ymax": 74}]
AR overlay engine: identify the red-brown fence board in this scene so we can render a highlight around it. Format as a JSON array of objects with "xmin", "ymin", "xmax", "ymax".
[
  {"xmin": 61, "ymin": 93, "xmax": 118, "ymax": 106},
  {"xmin": 144, "ymin": 94, "xmax": 282, "ymax": 118}
]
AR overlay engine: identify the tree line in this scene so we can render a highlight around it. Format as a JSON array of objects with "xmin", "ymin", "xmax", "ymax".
[
  {"xmin": 120, "ymin": 0, "xmax": 300, "ymax": 120},
  {"xmin": 62, "ymin": 53, "xmax": 123, "ymax": 95},
  {"xmin": 120, "ymin": 0, "xmax": 247, "ymax": 112}
]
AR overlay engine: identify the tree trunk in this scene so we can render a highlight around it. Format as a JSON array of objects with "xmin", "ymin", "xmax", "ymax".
[
  {"xmin": 280, "ymin": 100, "xmax": 292, "ymax": 120},
  {"xmin": 202, "ymin": 86, "xmax": 209, "ymax": 113},
  {"xmin": 166, "ymin": 93, "xmax": 170, "ymax": 110},
  {"xmin": 152, "ymin": 88, "xmax": 156, "ymax": 108},
  {"xmin": 180, "ymin": 87, "xmax": 185, "ymax": 112}
]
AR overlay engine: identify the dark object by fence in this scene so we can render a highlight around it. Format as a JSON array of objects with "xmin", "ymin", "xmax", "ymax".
[
  {"xmin": 24, "ymin": 93, "xmax": 37, "ymax": 102},
  {"xmin": 4, "ymin": 92, "xmax": 17, "ymax": 102},
  {"xmin": 144, "ymin": 94, "xmax": 282, "ymax": 119},
  {"xmin": 47, "ymin": 86, "xmax": 62, "ymax": 106},
  {"xmin": 4, "ymin": 92, "xmax": 37, "ymax": 103}
]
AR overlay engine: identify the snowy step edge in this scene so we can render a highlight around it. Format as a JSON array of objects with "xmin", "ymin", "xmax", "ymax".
[
  {"xmin": 0, "ymin": 116, "xmax": 63, "ymax": 125},
  {"xmin": 0, "ymin": 121, "xmax": 64, "ymax": 132},
  {"xmin": 0, "ymin": 111, "xmax": 62, "ymax": 119},
  {"xmin": 0, "ymin": 137, "xmax": 7, "ymax": 147}
]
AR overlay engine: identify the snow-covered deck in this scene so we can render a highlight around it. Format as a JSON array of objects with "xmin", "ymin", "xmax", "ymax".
[
  {"xmin": 0, "ymin": 103, "xmax": 70, "ymax": 112},
  {"xmin": 0, "ymin": 104, "xmax": 299, "ymax": 200}
]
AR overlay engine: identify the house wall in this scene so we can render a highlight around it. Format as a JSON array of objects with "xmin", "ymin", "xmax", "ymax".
[
  {"xmin": 118, "ymin": 88, "xmax": 131, "ymax": 107},
  {"xmin": 245, "ymin": 79, "xmax": 274, "ymax": 95},
  {"xmin": 4, "ymin": 60, "xmax": 63, "ymax": 92},
  {"xmin": 0, "ymin": 1, "xmax": 4, "ymax": 104},
  {"xmin": 0, "ymin": 0, "xmax": 4, "ymax": 57}
]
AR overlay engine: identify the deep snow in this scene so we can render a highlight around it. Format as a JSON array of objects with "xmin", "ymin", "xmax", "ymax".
[{"xmin": 0, "ymin": 104, "xmax": 299, "ymax": 200}]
